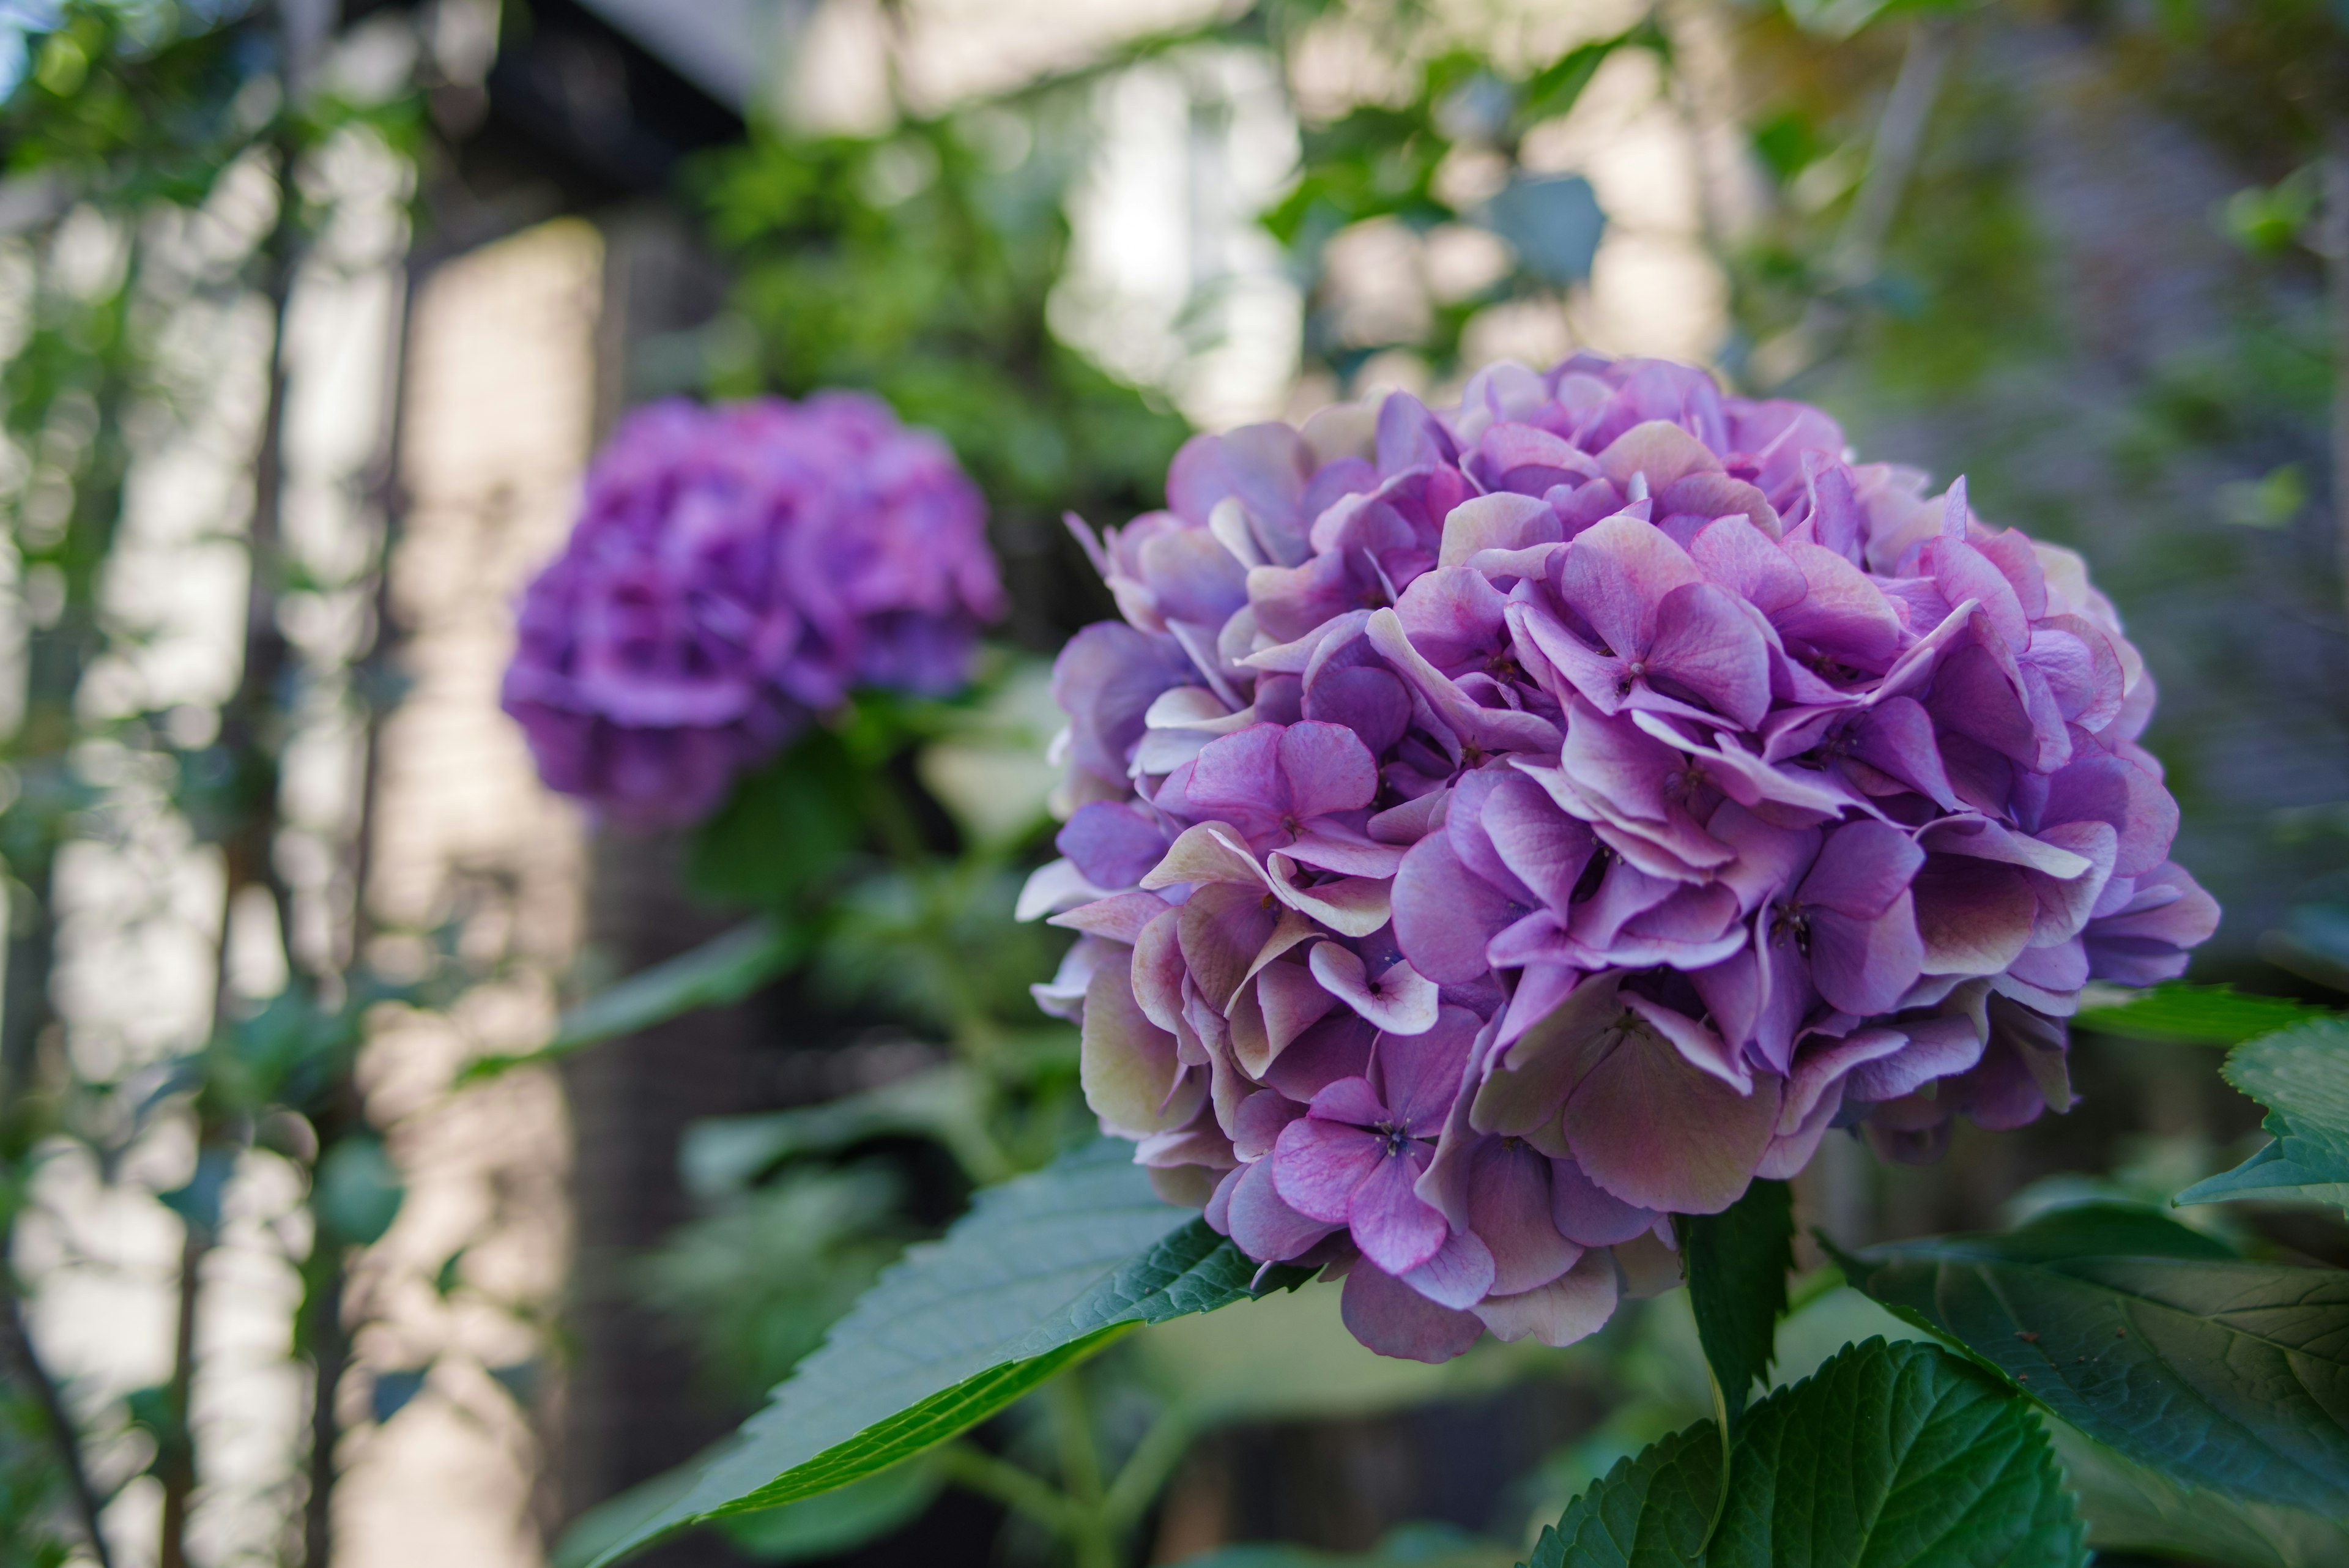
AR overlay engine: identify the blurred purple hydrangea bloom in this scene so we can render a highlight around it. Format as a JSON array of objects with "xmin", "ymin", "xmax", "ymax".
[
  {"xmin": 503, "ymin": 393, "xmax": 1004, "ymax": 825},
  {"xmin": 1026, "ymin": 354, "xmax": 2216, "ymax": 1363}
]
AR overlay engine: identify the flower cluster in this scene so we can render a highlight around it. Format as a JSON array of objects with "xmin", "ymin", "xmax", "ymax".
[
  {"xmin": 504, "ymin": 393, "xmax": 1004, "ymax": 825},
  {"xmin": 1026, "ymin": 355, "xmax": 2216, "ymax": 1362}
]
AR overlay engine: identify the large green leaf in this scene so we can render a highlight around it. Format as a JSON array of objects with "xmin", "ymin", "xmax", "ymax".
[
  {"xmin": 2070, "ymin": 983, "xmax": 2331, "ymax": 1046},
  {"xmin": 461, "ymin": 920, "xmax": 798, "ymax": 1083},
  {"xmin": 2047, "ymin": 1416, "xmax": 2349, "ymax": 1568},
  {"xmin": 1526, "ymin": 1338, "xmax": 2082, "ymax": 1568},
  {"xmin": 2176, "ymin": 1017, "xmax": 2349, "ymax": 1213},
  {"xmin": 1833, "ymin": 1203, "xmax": 2349, "ymax": 1514},
  {"xmin": 1680, "ymin": 1178, "xmax": 1792, "ymax": 1425},
  {"xmin": 563, "ymin": 1139, "xmax": 1307, "ymax": 1567}
]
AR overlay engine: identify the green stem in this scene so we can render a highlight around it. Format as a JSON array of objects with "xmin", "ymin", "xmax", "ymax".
[
  {"xmin": 1102, "ymin": 1406, "xmax": 1195, "ymax": 1535},
  {"xmin": 1048, "ymin": 1368, "xmax": 1119, "ymax": 1568},
  {"xmin": 934, "ymin": 1441, "xmax": 1078, "ymax": 1531}
]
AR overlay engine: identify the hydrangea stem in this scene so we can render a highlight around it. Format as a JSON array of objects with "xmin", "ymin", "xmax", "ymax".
[{"xmin": 1048, "ymin": 1366, "xmax": 1121, "ymax": 1568}]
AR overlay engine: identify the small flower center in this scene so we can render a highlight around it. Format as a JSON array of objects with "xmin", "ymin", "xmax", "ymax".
[
  {"xmin": 1375, "ymin": 1120, "xmax": 1411, "ymax": 1156},
  {"xmin": 1770, "ymin": 897, "xmax": 1812, "ymax": 953}
]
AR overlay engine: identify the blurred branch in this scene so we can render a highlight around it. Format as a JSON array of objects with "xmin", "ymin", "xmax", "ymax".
[
  {"xmin": 1757, "ymin": 13, "xmax": 1955, "ymax": 388},
  {"xmin": 1833, "ymin": 15, "xmax": 1953, "ymax": 285},
  {"xmin": 2326, "ymin": 124, "xmax": 2349, "ymax": 617},
  {"xmin": 0, "ymin": 1288, "xmax": 113, "ymax": 1568}
]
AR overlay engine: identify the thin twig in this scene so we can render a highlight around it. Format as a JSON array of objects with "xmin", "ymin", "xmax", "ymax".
[
  {"xmin": 0, "ymin": 1285, "xmax": 114, "ymax": 1568},
  {"xmin": 1100, "ymin": 1406, "xmax": 1195, "ymax": 1534},
  {"xmin": 1759, "ymin": 15, "xmax": 1956, "ymax": 388},
  {"xmin": 2324, "ymin": 124, "xmax": 2349, "ymax": 617},
  {"xmin": 157, "ymin": 1223, "xmax": 207, "ymax": 1568},
  {"xmin": 933, "ymin": 1441, "xmax": 1078, "ymax": 1529}
]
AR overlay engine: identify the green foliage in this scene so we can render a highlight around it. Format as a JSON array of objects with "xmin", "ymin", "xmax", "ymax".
[
  {"xmin": 461, "ymin": 920, "xmax": 798, "ymax": 1085},
  {"xmin": 718, "ymin": 1460, "xmax": 947, "ymax": 1564},
  {"xmin": 2176, "ymin": 1017, "xmax": 2349, "ymax": 1213},
  {"xmin": 1680, "ymin": 1179, "xmax": 1792, "ymax": 1426},
  {"xmin": 2048, "ymin": 1418, "xmax": 2349, "ymax": 1568},
  {"xmin": 563, "ymin": 1139, "xmax": 1309, "ymax": 1567},
  {"xmin": 0, "ymin": 1386, "xmax": 73, "ymax": 1568},
  {"xmin": 695, "ymin": 105, "xmax": 1188, "ymax": 546},
  {"xmin": 1179, "ymin": 1523, "xmax": 1512, "ymax": 1568},
  {"xmin": 312, "ymin": 1136, "xmax": 404, "ymax": 1246},
  {"xmin": 637, "ymin": 1165, "xmax": 912, "ymax": 1396},
  {"xmin": 1528, "ymin": 1339, "xmax": 2083, "ymax": 1568},
  {"xmin": 687, "ymin": 732, "xmax": 869, "ymax": 911},
  {"xmin": 2071, "ymin": 982, "xmax": 2334, "ymax": 1044},
  {"xmin": 1264, "ymin": 23, "xmax": 1657, "ymax": 384},
  {"xmin": 1833, "ymin": 1202, "xmax": 2349, "ymax": 1514},
  {"xmin": 680, "ymin": 1066, "xmax": 1006, "ymax": 1197}
]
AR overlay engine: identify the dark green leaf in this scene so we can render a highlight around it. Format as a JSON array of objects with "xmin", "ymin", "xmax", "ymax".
[
  {"xmin": 1186, "ymin": 1524, "xmax": 1510, "ymax": 1568},
  {"xmin": 2071, "ymin": 982, "xmax": 2331, "ymax": 1044},
  {"xmin": 688, "ymin": 730, "xmax": 867, "ymax": 907},
  {"xmin": 158, "ymin": 1147, "xmax": 237, "ymax": 1234},
  {"xmin": 313, "ymin": 1137, "xmax": 404, "ymax": 1246},
  {"xmin": 2047, "ymin": 1415, "xmax": 2349, "ymax": 1568},
  {"xmin": 1681, "ymin": 1178, "xmax": 1792, "ymax": 1425},
  {"xmin": 1529, "ymin": 1420, "xmax": 1718, "ymax": 1568},
  {"xmin": 1833, "ymin": 1202, "xmax": 2349, "ymax": 1514},
  {"xmin": 459, "ymin": 920, "xmax": 797, "ymax": 1083},
  {"xmin": 1529, "ymin": 1339, "xmax": 2084, "ymax": 1568},
  {"xmin": 1482, "ymin": 176, "xmax": 1605, "ymax": 285},
  {"xmin": 563, "ymin": 1138, "xmax": 1308, "ymax": 1567},
  {"xmin": 371, "ymin": 1367, "xmax": 428, "ymax": 1425},
  {"xmin": 2176, "ymin": 1017, "xmax": 2349, "ymax": 1213}
]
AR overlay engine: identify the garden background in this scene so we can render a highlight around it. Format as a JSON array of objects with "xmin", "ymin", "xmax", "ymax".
[{"xmin": 0, "ymin": 1, "xmax": 2341, "ymax": 1566}]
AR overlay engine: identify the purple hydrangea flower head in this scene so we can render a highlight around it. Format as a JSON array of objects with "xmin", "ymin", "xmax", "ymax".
[
  {"xmin": 1026, "ymin": 354, "xmax": 2217, "ymax": 1362},
  {"xmin": 504, "ymin": 393, "xmax": 1004, "ymax": 825}
]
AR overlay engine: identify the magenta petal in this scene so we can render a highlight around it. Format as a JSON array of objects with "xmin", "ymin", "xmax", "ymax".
[
  {"xmin": 1809, "ymin": 894, "xmax": 1926, "ymax": 1017},
  {"xmin": 1402, "ymin": 1228, "xmax": 1497, "ymax": 1309},
  {"xmin": 1469, "ymin": 1139, "xmax": 1582, "ymax": 1294},
  {"xmin": 1187, "ymin": 723, "xmax": 1290, "ymax": 835},
  {"xmin": 1393, "ymin": 833, "xmax": 1525, "ymax": 986},
  {"xmin": 1228, "ymin": 1157, "xmax": 1340, "ymax": 1261},
  {"xmin": 1482, "ymin": 773, "xmax": 1597, "ymax": 910},
  {"xmin": 1778, "ymin": 541, "xmax": 1902, "ymax": 670},
  {"xmin": 1473, "ymin": 1248, "xmax": 1620, "ymax": 1347},
  {"xmin": 1311, "ymin": 942, "xmax": 1442, "ymax": 1036},
  {"xmin": 1801, "ymin": 819, "xmax": 1924, "ymax": 920},
  {"xmin": 1691, "ymin": 515, "xmax": 1805, "ymax": 613},
  {"xmin": 1306, "ymin": 1074, "xmax": 1390, "ymax": 1126},
  {"xmin": 1304, "ymin": 664, "xmax": 1411, "ymax": 754},
  {"xmin": 1563, "ymin": 1027, "xmax": 1781, "ymax": 1214},
  {"xmin": 1279, "ymin": 719, "xmax": 1381, "ymax": 819},
  {"xmin": 1347, "ymin": 1151, "xmax": 1451, "ymax": 1274},
  {"xmin": 1341, "ymin": 1262, "xmax": 1485, "ymax": 1363},
  {"xmin": 1647, "ymin": 581, "xmax": 1770, "ymax": 727},
  {"xmin": 1556, "ymin": 513, "xmax": 1704, "ymax": 661},
  {"xmin": 1548, "ymin": 1155, "xmax": 1659, "ymax": 1247},
  {"xmin": 1395, "ymin": 565, "xmax": 1512, "ymax": 669},
  {"xmin": 1375, "ymin": 1005, "xmax": 1482, "ymax": 1133},
  {"xmin": 1272, "ymin": 1114, "xmax": 1383, "ymax": 1225}
]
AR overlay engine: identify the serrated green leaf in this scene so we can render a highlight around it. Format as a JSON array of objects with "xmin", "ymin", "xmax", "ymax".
[
  {"xmin": 1833, "ymin": 1202, "xmax": 2349, "ymax": 1514},
  {"xmin": 2176, "ymin": 1017, "xmax": 2349, "ymax": 1214},
  {"xmin": 1530, "ymin": 1419, "xmax": 1718, "ymax": 1568},
  {"xmin": 1530, "ymin": 1339, "xmax": 2082, "ymax": 1568},
  {"xmin": 2071, "ymin": 982, "xmax": 2331, "ymax": 1045},
  {"xmin": 1682, "ymin": 1178, "xmax": 1792, "ymax": 1426},
  {"xmin": 2046, "ymin": 1414, "xmax": 2349, "ymax": 1568},
  {"xmin": 460, "ymin": 920, "xmax": 797, "ymax": 1083},
  {"xmin": 562, "ymin": 1139, "xmax": 1307, "ymax": 1567}
]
